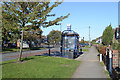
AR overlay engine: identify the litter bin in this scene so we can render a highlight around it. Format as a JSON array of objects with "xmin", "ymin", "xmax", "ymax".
[{"xmin": 69, "ymin": 49, "xmax": 75, "ymax": 59}]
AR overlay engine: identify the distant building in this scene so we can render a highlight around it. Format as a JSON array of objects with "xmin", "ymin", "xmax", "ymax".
[
  {"xmin": 41, "ymin": 36, "xmax": 47, "ymax": 43},
  {"xmin": 96, "ymin": 36, "xmax": 102, "ymax": 44},
  {"xmin": 79, "ymin": 37, "xmax": 81, "ymax": 42},
  {"xmin": 114, "ymin": 26, "xmax": 120, "ymax": 41}
]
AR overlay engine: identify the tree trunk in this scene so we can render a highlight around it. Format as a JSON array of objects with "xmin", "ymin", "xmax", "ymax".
[{"xmin": 18, "ymin": 28, "xmax": 24, "ymax": 61}]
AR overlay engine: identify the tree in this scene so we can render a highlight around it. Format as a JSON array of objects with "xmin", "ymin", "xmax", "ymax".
[
  {"xmin": 102, "ymin": 24, "xmax": 114, "ymax": 46},
  {"xmin": 48, "ymin": 30, "xmax": 61, "ymax": 45},
  {"xmin": 2, "ymin": 10, "xmax": 20, "ymax": 46},
  {"xmin": 79, "ymin": 39, "xmax": 84, "ymax": 44},
  {"xmin": 2, "ymin": 2, "xmax": 70, "ymax": 61},
  {"xmin": 24, "ymin": 28, "xmax": 43, "ymax": 48}
]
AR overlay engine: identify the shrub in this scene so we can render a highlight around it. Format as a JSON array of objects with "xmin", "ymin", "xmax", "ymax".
[
  {"xmin": 112, "ymin": 43, "xmax": 120, "ymax": 50},
  {"xmin": 100, "ymin": 46, "xmax": 106, "ymax": 56},
  {"xmin": 102, "ymin": 25, "xmax": 114, "ymax": 46}
]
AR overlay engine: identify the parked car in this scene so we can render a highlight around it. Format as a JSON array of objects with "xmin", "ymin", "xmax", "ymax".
[
  {"xmin": 80, "ymin": 43, "xmax": 85, "ymax": 47},
  {"xmin": 3, "ymin": 43, "xmax": 17, "ymax": 48},
  {"xmin": 85, "ymin": 43, "xmax": 89, "ymax": 46},
  {"xmin": 8, "ymin": 43, "xmax": 17, "ymax": 48}
]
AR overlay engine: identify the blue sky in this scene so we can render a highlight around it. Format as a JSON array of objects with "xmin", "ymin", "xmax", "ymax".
[{"xmin": 42, "ymin": 2, "xmax": 118, "ymax": 41}]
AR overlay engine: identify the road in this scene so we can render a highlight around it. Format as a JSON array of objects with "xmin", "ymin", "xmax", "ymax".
[
  {"xmin": 72, "ymin": 46, "xmax": 108, "ymax": 78},
  {"xmin": 2, "ymin": 47, "xmax": 60, "ymax": 61}
]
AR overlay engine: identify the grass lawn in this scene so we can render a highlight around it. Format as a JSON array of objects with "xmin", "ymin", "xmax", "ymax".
[
  {"xmin": 2, "ymin": 47, "xmax": 46, "ymax": 53},
  {"xmin": 84, "ymin": 46, "xmax": 91, "ymax": 48},
  {"xmin": 80, "ymin": 49, "xmax": 88, "ymax": 52},
  {"xmin": 2, "ymin": 56, "xmax": 81, "ymax": 78}
]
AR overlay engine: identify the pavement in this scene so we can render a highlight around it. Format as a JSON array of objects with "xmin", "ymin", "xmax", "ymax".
[{"xmin": 72, "ymin": 46, "xmax": 108, "ymax": 78}]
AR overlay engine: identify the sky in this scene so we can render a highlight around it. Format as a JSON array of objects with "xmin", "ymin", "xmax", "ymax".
[{"xmin": 41, "ymin": 2, "xmax": 118, "ymax": 41}]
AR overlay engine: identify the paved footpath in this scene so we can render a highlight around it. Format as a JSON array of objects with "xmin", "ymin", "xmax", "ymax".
[{"xmin": 72, "ymin": 46, "xmax": 108, "ymax": 78}]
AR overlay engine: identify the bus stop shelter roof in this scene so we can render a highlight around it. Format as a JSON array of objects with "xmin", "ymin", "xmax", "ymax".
[{"xmin": 62, "ymin": 30, "xmax": 79, "ymax": 36}]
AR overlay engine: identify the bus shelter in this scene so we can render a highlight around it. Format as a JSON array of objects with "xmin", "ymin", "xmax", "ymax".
[{"xmin": 61, "ymin": 30, "xmax": 79, "ymax": 59}]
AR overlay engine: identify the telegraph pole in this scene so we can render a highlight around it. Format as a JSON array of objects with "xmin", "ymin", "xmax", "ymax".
[
  {"xmin": 83, "ymin": 37, "xmax": 84, "ymax": 44},
  {"xmin": 89, "ymin": 26, "xmax": 91, "ymax": 47}
]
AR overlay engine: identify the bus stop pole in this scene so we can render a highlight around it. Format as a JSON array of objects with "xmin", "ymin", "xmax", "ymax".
[
  {"xmin": 60, "ymin": 33, "xmax": 62, "ymax": 56},
  {"xmin": 47, "ymin": 35, "xmax": 50, "ymax": 56},
  {"xmin": 60, "ymin": 45, "xmax": 62, "ymax": 56},
  {"xmin": 48, "ymin": 43, "xmax": 50, "ymax": 56}
]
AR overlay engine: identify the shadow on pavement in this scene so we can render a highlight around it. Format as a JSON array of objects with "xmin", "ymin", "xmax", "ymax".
[
  {"xmin": 35, "ymin": 51, "xmax": 62, "ymax": 57},
  {"xmin": 79, "ymin": 52, "xmax": 83, "ymax": 55},
  {"xmin": 21, "ymin": 57, "xmax": 34, "ymax": 61},
  {"xmin": 35, "ymin": 51, "xmax": 84, "ymax": 59}
]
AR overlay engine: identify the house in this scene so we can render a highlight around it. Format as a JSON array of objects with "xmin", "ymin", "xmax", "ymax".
[
  {"xmin": 41, "ymin": 36, "xmax": 47, "ymax": 44},
  {"xmin": 96, "ymin": 36, "xmax": 102, "ymax": 44},
  {"xmin": 114, "ymin": 26, "xmax": 120, "ymax": 41}
]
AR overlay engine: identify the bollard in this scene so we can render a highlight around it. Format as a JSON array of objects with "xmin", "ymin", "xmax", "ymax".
[{"xmin": 100, "ymin": 54, "xmax": 102, "ymax": 62}]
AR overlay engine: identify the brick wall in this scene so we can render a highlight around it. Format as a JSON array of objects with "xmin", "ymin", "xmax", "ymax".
[{"xmin": 112, "ymin": 50, "xmax": 119, "ymax": 68}]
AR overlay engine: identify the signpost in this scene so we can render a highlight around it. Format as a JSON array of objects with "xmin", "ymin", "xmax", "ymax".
[{"xmin": 67, "ymin": 24, "xmax": 71, "ymax": 30}]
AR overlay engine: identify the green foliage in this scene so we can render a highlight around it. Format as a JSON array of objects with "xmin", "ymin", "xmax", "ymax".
[
  {"xmin": 24, "ymin": 28, "xmax": 43, "ymax": 47},
  {"xmin": 102, "ymin": 24, "xmax": 114, "ymax": 46},
  {"xmin": 79, "ymin": 39, "xmax": 89, "ymax": 44},
  {"xmin": 79, "ymin": 39, "xmax": 84, "ymax": 44},
  {"xmin": 2, "ymin": 47, "xmax": 46, "ymax": 53},
  {"xmin": 48, "ymin": 30, "xmax": 61, "ymax": 44},
  {"xmin": 2, "ymin": 2, "xmax": 70, "ymax": 43},
  {"xmin": 91, "ymin": 39, "xmax": 96, "ymax": 44},
  {"xmin": 112, "ymin": 43, "xmax": 120, "ymax": 50},
  {"xmin": 92, "ymin": 38, "xmax": 99, "ymax": 44}
]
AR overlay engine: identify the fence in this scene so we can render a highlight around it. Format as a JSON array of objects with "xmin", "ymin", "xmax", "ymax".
[{"xmin": 94, "ymin": 44, "xmax": 120, "ymax": 79}]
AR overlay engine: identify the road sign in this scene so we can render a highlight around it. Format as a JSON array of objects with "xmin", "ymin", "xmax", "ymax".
[{"xmin": 67, "ymin": 24, "xmax": 71, "ymax": 30}]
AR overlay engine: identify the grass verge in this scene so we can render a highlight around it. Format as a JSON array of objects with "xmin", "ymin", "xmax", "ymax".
[
  {"xmin": 100, "ymin": 62, "xmax": 110, "ymax": 78},
  {"xmin": 2, "ymin": 47, "xmax": 46, "ymax": 53},
  {"xmin": 80, "ymin": 49, "xmax": 88, "ymax": 52},
  {"xmin": 84, "ymin": 46, "xmax": 91, "ymax": 48},
  {"xmin": 2, "ymin": 56, "xmax": 81, "ymax": 78}
]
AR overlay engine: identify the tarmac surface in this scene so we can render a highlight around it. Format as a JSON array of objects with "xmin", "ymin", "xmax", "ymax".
[
  {"xmin": 2, "ymin": 47, "xmax": 60, "ymax": 61},
  {"xmin": 72, "ymin": 46, "xmax": 108, "ymax": 78}
]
